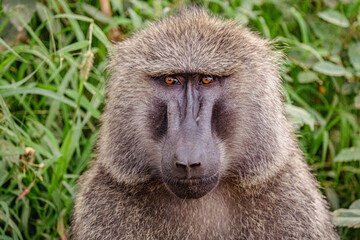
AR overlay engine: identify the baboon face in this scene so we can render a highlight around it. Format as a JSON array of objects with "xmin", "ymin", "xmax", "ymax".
[
  {"xmin": 106, "ymin": 9, "xmax": 281, "ymax": 199},
  {"xmin": 150, "ymin": 74, "xmax": 230, "ymax": 198}
]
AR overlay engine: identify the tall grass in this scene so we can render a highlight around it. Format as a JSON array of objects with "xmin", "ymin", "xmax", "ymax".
[{"xmin": 0, "ymin": 0, "xmax": 359, "ymax": 239}]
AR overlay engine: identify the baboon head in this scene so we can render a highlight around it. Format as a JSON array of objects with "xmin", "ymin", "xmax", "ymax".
[{"xmin": 101, "ymin": 9, "xmax": 286, "ymax": 199}]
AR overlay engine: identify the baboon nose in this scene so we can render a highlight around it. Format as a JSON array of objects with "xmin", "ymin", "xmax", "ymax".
[
  {"xmin": 175, "ymin": 161, "xmax": 202, "ymax": 171},
  {"xmin": 174, "ymin": 159, "xmax": 203, "ymax": 178}
]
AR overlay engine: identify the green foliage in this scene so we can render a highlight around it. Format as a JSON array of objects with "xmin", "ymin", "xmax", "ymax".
[{"xmin": 0, "ymin": 0, "xmax": 359, "ymax": 239}]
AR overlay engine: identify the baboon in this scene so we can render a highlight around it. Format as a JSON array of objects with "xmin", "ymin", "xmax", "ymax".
[{"xmin": 72, "ymin": 9, "xmax": 338, "ymax": 240}]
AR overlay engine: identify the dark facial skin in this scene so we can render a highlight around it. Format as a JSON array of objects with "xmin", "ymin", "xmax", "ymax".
[{"xmin": 150, "ymin": 74, "xmax": 227, "ymax": 199}]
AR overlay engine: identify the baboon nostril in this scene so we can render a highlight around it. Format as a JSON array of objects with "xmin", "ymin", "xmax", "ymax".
[
  {"xmin": 176, "ymin": 162, "xmax": 187, "ymax": 170},
  {"xmin": 190, "ymin": 162, "xmax": 201, "ymax": 168}
]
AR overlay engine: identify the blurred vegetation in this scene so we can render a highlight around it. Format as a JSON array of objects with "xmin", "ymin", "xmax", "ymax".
[{"xmin": 0, "ymin": 0, "xmax": 359, "ymax": 239}]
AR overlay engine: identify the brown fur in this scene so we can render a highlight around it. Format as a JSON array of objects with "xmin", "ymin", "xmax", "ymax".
[{"xmin": 72, "ymin": 9, "xmax": 338, "ymax": 239}]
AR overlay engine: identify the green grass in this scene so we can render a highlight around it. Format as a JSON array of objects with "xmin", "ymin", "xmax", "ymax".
[{"xmin": 0, "ymin": 0, "xmax": 359, "ymax": 239}]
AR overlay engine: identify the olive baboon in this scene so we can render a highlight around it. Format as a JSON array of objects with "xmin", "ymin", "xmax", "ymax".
[{"xmin": 72, "ymin": 9, "xmax": 338, "ymax": 239}]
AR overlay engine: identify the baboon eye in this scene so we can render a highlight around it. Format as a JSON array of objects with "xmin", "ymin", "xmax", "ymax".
[
  {"xmin": 200, "ymin": 76, "xmax": 214, "ymax": 85},
  {"xmin": 164, "ymin": 76, "xmax": 180, "ymax": 85}
]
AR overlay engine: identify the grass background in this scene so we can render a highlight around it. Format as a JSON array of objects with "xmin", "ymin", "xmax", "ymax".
[{"xmin": 0, "ymin": 0, "xmax": 359, "ymax": 239}]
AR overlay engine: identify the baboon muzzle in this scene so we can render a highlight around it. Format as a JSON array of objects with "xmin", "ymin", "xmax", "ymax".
[{"xmin": 161, "ymin": 80, "xmax": 220, "ymax": 199}]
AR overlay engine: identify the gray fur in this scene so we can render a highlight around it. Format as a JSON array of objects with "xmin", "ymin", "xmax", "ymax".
[{"xmin": 72, "ymin": 9, "xmax": 338, "ymax": 239}]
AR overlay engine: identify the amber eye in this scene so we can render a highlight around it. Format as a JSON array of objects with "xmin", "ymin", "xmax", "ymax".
[
  {"xmin": 164, "ymin": 76, "xmax": 178, "ymax": 85},
  {"xmin": 200, "ymin": 76, "xmax": 214, "ymax": 84}
]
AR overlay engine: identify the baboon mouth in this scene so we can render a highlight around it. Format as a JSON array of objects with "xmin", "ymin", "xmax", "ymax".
[{"xmin": 163, "ymin": 174, "xmax": 219, "ymax": 199}]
